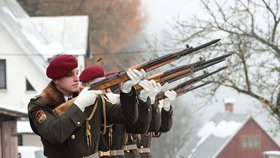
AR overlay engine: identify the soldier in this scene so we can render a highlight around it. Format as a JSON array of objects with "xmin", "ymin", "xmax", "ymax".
[
  {"xmin": 79, "ymin": 68, "xmax": 153, "ymax": 158},
  {"xmin": 124, "ymin": 80, "xmax": 162, "ymax": 158},
  {"xmin": 28, "ymin": 54, "xmax": 145, "ymax": 158},
  {"xmin": 79, "ymin": 65, "xmax": 106, "ymax": 87},
  {"xmin": 137, "ymin": 90, "xmax": 177, "ymax": 158}
]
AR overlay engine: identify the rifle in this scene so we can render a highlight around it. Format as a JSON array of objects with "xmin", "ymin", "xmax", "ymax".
[
  {"xmin": 180, "ymin": 81, "xmax": 212, "ymax": 93},
  {"xmin": 177, "ymin": 81, "xmax": 211, "ymax": 96},
  {"xmin": 131, "ymin": 53, "xmax": 231, "ymax": 91},
  {"xmin": 89, "ymin": 39, "xmax": 220, "ymax": 90},
  {"xmin": 54, "ymin": 39, "xmax": 220, "ymax": 116},
  {"xmin": 156, "ymin": 66, "xmax": 227, "ymax": 100}
]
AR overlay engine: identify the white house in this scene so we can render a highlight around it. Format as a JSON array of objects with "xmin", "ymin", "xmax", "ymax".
[
  {"xmin": 0, "ymin": 0, "xmax": 89, "ymax": 148},
  {"xmin": 0, "ymin": 0, "xmax": 49, "ymax": 110}
]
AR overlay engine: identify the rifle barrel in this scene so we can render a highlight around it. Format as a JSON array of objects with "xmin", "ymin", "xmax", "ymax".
[
  {"xmin": 89, "ymin": 39, "xmax": 220, "ymax": 90},
  {"xmin": 177, "ymin": 82, "xmax": 212, "ymax": 96},
  {"xmin": 156, "ymin": 66, "xmax": 227, "ymax": 100}
]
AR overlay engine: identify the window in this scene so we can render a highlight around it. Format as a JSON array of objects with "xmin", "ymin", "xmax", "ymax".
[
  {"xmin": 0, "ymin": 60, "xmax": 6, "ymax": 89},
  {"xmin": 241, "ymin": 134, "xmax": 261, "ymax": 149},
  {"xmin": 26, "ymin": 78, "xmax": 35, "ymax": 91}
]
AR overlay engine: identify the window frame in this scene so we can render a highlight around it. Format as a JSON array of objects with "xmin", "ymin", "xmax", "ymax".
[
  {"xmin": 240, "ymin": 134, "xmax": 261, "ymax": 150},
  {"xmin": 0, "ymin": 59, "xmax": 7, "ymax": 89}
]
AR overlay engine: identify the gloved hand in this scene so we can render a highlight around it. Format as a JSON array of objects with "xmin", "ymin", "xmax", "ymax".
[
  {"xmin": 106, "ymin": 92, "xmax": 120, "ymax": 104},
  {"xmin": 74, "ymin": 87, "xmax": 104, "ymax": 112},
  {"xmin": 139, "ymin": 80, "xmax": 162, "ymax": 103},
  {"xmin": 139, "ymin": 80, "xmax": 152, "ymax": 102},
  {"xmin": 162, "ymin": 90, "xmax": 177, "ymax": 111},
  {"xmin": 121, "ymin": 69, "xmax": 146, "ymax": 93},
  {"xmin": 148, "ymin": 80, "xmax": 162, "ymax": 104}
]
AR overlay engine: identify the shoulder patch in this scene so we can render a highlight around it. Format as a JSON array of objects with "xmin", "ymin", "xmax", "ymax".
[{"xmin": 35, "ymin": 110, "xmax": 47, "ymax": 124}]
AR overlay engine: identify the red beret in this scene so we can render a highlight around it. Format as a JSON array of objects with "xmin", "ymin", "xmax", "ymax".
[
  {"xmin": 79, "ymin": 66, "xmax": 105, "ymax": 82},
  {"xmin": 105, "ymin": 71, "xmax": 117, "ymax": 78},
  {"xmin": 46, "ymin": 54, "xmax": 78, "ymax": 80}
]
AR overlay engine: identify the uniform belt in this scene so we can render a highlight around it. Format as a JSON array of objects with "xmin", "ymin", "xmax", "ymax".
[
  {"xmin": 99, "ymin": 150, "xmax": 124, "ymax": 157},
  {"xmin": 138, "ymin": 147, "xmax": 151, "ymax": 154},
  {"xmin": 124, "ymin": 144, "xmax": 138, "ymax": 151},
  {"xmin": 83, "ymin": 152, "xmax": 99, "ymax": 158}
]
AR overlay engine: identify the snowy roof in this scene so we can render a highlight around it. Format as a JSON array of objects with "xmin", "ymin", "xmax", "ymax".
[
  {"xmin": 263, "ymin": 151, "xmax": 280, "ymax": 155},
  {"xmin": 223, "ymin": 98, "xmax": 236, "ymax": 104},
  {"xmin": 0, "ymin": 104, "xmax": 27, "ymax": 118},
  {"xmin": 17, "ymin": 120, "xmax": 33, "ymax": 134},
  {"xmin": 0, "ymin": 0, "xmax": 48, "ymax": 74},
  {"xmin": 30, "ymin": 16, "xmax": 89, "ymax": 58},
  {"xmin": 177, "ymin": 112, "xmax": 249, "ymax": 158},
  {"xmin": 0, "ymin": 0, "xmax": 89, "ymax": 66},
  {"xmin": 177, "ymin": 112, "xmax": 280, "ymax": 158}
]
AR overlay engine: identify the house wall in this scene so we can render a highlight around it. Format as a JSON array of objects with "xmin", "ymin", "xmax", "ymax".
[
  {"xmin": 217, "ymin": 118, "xmax": 280, "ymax": 158},
  {"xmin": 0, "ymin": 120, "xmax": 18, "ymax": 158},
  {"xmin": 22, "ymin": 134, "xmax": 43, "ymax": 147},
  {"xmin": 0, "ymin": 24, "xmax": 49, "ymax": 109}
]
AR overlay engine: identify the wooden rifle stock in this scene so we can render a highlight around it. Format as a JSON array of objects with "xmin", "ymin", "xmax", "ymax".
[
  {"xmin": 53, "ymin": 39, "xmax": 220, "ymax": 116},
  {"xmin": 54, "ymin": 97, "xmax": 77, "ymax": 117},
  {"xmin": 54, "ymin": 86, "xmax": 87, "ymax": 117},
  {"xmin": 133, "ymin": 53, "xmax": 231, "ymax": 91}
]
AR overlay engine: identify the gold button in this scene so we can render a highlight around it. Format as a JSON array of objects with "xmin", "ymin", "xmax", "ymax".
[
  {"xmin": 71, "ymin": 135, "xmax": 75, "ymax": 139},
  {"xmin": 148, "ymin": 108, "xmax": 151, "ymax": 112},
  {"xmin": 77, "ymin": 121, "xmax": 80, "ymax": 125}
]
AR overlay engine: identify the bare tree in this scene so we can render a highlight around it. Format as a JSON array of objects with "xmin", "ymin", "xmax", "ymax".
[{"xmin": 165, "ymin": 0, "xmax": 280, "ymax": 124}]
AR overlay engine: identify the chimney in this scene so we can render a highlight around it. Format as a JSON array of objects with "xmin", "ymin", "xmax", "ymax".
[{"xmin": 223, "ymin": 98, "xmax": 236, "ymax": 113}]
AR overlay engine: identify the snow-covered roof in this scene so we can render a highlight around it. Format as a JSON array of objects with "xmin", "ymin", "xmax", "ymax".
[
  {"xmin": 223, "ymin": 98, "xmax": 236, "ymax": 104},
  {"xmin": 0, "ymin": 0, "xmax": 89, "ymax": 64},
  {"xmin": 263, "ymin": 151, "xmax": 280, "ymax": 155},
  {"xmin": 177, "ymin": 112, "xmax": 250, "ymax": 158},
  {"xmin": 30, "ymin": 16, "xmax": 89, "ymax": 58},
  {"xmin": 0, "ymin": 104, "xmax": 27, "ymax": 118},
  {"xmin": 0, "ymin": 0, "xmax": 47, "ymax": 74},
  {"xmin": 177, "ymin": 112, "xmax": 280, "ymax": 158}
]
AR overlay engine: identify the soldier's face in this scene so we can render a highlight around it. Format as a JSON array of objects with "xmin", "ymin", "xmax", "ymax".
[{"xmin": 54, "ymin": 68, "xmax": 80, "ymax": 96}]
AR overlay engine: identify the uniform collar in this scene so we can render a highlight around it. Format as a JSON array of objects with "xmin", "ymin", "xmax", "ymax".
[{"xmin": 64, "ymin": 95, "xmax": 73, "ymax": 101}]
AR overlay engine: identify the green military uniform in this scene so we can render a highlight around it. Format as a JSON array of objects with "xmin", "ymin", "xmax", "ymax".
[
  {"xmin": 124, "ymin": 133, "xmax": 141, "ymax": 158},
  {"xmin": 137, "ymin": 102, "xmax": 173, "ymax": 158},
  {"xmin": 99, "ymin": 98, "xmax": 152, "ymax": 158},
  {"xmin": 28, "ymin": 82, "xmax": 138, "ymax": 158},
  {"xmin": 123, "ymin": 98, "xmax": 154, "ymax": 158}
]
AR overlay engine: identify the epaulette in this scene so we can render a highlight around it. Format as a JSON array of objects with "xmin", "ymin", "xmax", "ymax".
[
  {"xmin": 31, "ymin": 95, "xmax": 41, "ymax": 101},
  {"xmin": 28, "ymin": 95, "xmax": 42, "ymax": 111}
]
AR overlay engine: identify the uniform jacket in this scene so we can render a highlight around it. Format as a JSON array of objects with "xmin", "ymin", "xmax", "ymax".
[
  {"xmin": 28, "ymin": 82, "xmax": 138, "ymax": 158},
  {"xmin": 124, "ymin": 99, "xmax": 153, "ymax": 158},
  {"xmin": 137, "ymin": 102, "xmax": 173, "ymax": 158},
  {"xmin": 99, "ymin": 98, "xmax": 152, "ymax": 158}
]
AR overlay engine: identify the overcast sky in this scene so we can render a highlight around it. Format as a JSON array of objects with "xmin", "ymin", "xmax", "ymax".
[
  {"xmin": 142, "ymin": 0, "xmax": 201, "ymax": 37},
  {"xmin": 141, "ymin": 0, "xmax": 262, "ymax": 121}
]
